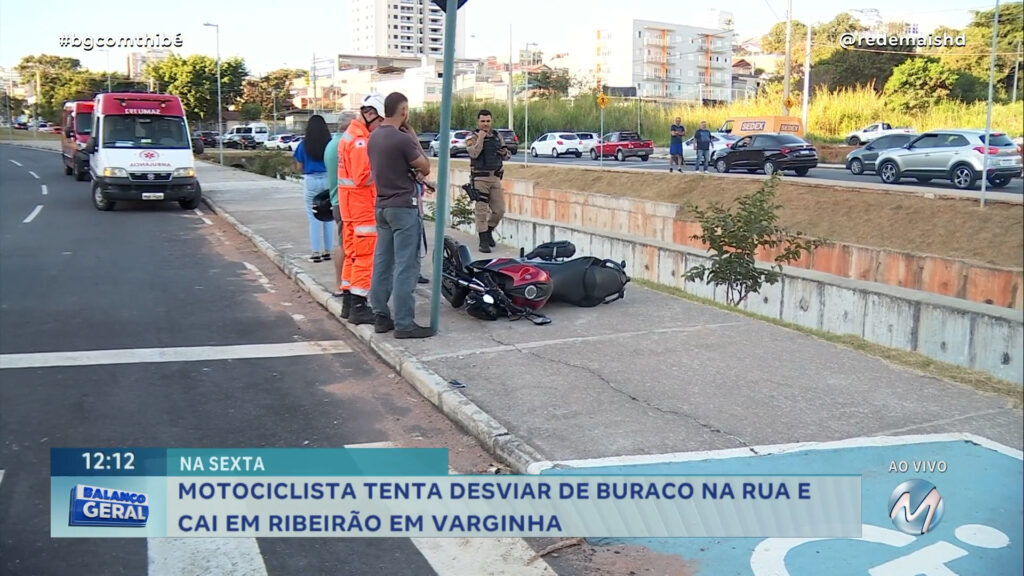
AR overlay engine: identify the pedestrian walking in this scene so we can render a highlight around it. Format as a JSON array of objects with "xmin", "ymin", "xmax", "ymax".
[{"xmin": 293, "ymin": 115, "xmax": 335, "ymax": 262}]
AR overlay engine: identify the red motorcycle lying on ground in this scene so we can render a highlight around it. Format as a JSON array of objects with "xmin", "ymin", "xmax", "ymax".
[{"xmin": 440, "ymin": 236, "xmax": 630, "ymax": 325}]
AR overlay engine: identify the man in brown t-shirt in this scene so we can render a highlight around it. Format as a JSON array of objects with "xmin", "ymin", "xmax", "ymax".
[{"xmin": 367, "ymin": 92, "xmax": 434, "ymax": 339}]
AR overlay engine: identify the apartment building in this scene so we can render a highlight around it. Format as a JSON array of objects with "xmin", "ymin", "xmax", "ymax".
[
  {"xmin": 127, "ymin": 49, "xmax": 172, "ymax": 80},
  {"xmin": 350, "ymin": 0, "xmax": 466, "ymax": 58},
  {"xmin": 593, "ymin": 17, "xmax": 736, "ymax": 102}
]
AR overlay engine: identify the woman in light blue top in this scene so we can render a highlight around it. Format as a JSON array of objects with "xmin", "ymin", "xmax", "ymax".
[{"xmin": 293, "ymin": 115, "xmax": 335, "ymax": 262}]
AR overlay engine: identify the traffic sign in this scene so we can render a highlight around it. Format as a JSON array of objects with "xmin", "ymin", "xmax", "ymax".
[
  {"xmin": 784, "ymin": 96, "xmax": 794, "ymax": 109},
  {"xmin": 597, "ymin": 94, "xmax": 609, "ymax": 109}
]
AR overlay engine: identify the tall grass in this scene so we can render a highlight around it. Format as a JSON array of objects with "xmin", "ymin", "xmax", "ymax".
[{"xmin": 411, "ymin": 85, "xmax": 1024, "ymax": 147}]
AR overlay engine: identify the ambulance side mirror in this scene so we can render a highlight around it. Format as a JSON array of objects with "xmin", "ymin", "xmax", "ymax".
[{"xmin": 85, "ymin": 137, "xmax": 96, "ymax": 154}]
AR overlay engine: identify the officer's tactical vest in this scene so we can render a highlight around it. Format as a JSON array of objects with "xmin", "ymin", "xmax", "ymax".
[{"xmin": 471, "ymin": 131, "xmax": 504, "ymax": 172}]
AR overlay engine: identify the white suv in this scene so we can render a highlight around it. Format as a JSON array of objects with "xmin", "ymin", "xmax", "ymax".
[
  {"xmin": 530, "ymin": 132, "xmax": 582, "ymax": 158},
  {"xmin": 875, "ymin": 130, "xmax": 1022, "ymax": 189}
]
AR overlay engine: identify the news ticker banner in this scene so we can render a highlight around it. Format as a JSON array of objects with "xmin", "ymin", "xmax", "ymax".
[{"xmin": 51, "ymin": 448, "xmax": 861, "ymax": 539}]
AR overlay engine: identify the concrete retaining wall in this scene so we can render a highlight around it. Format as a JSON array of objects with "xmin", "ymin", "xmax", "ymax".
[
  {"xmin": 448, "ymin": 169, "xmax": 1023, "ymax": 310},
  {"xmin": 427, "ymin": 184, "xmax": 1023, "ymax": 385}
]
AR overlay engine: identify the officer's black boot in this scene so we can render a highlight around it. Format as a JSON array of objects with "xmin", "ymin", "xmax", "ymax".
[
  {"xmin": 478, "ymin": 232, "xmax": 492, "ymax": 253},
  {"xmin": 486, "ymin": 227, "xmax": 497, "ymax": 247},
  {"xmin": 340, "ymin": 291, "xmax": 352, "ymax": 319},
  {"xmin": 347, "ymin": 295, "xmax": 376, "ymax": 325}
]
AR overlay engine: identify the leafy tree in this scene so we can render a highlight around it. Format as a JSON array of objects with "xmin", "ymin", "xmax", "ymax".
[
  {"xmin": 143, "ymin": 54, "xmax": 247, "ymax": 123},
  {"xmin": 928, "ymin": 2, "xmax": 1023, "ymax": 100},
  {"xmin": 683, "ymin": 173, "xmax": 821, "ymax": 307},
  {"xmin": 15, "ymin": 55, "xmax": 84, "ymax": 121},
  {"xmin": 528, "ymin": 69, "xmax": 571, "ymax": 97},
  {"xmin": 883, "ymin": 57, "xmax": 957, "ymax": 113},
  {"xmin": 236, "ymin": 68, "xmax": 306, "ymax": 119},
  {"xmin": 761, "ymin": 20, "xmax": 810, "ymax": 78}
]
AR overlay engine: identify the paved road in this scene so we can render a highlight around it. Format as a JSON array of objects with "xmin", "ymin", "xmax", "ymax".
[
  {"xmin": 476, "ymin": 150, "xmax": 1024, "ymax": 195},
  {"xmin": 0, "ymin": 145, "xmax": 574, "ymax": 576}
]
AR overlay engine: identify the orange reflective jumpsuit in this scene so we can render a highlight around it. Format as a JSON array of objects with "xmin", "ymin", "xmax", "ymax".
[{"xmin": 337, "ymin": 120, "xmax": 376, "ymax": 297}]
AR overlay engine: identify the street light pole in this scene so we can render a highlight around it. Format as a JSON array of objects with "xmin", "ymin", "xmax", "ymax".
[
  {"xmin": 979, "ymin": 0, "xmax": 1000, "ymax": 209},
  {"xmin": 507, "ymin": 24, "xmax": 512, "ymax": 130},
  {"xmin": 1012, "ymin": 39, "xmax": 1021, "ymax": 103},
  {"xmin": 523, "ymin": 41, "xmax": 537, "ymax": 165},
  {"xmin": 782, "ymin": 0, "xmax": 792, "ymax": 115},
  {"xmin": 204, "ymin": 22, "xmax": 223, "ymax": 166},
  {"xmin": 100, "ymin": 49, "xmax": 112, "ymax": 92}
]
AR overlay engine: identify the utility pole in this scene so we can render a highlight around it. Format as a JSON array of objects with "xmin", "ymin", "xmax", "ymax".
[
  {"xmin": 802, "ymin": 24, "xmax": 811, "ymax": 130},
  {"xmin": 507, "ymin": 22, "xmax": 512, "ymax": 130},
  {"xmin": 782, "ymin": 0, "xmax": 792, "ymax": 116},
  {"xmin": 34, "ymin": 69, "xmax": 40, "ymax": 142},
  {"xmin": 311, "ymin": 52, "xmax": 317, "ymax": 116},
  {"xmin": 5, "ymin": 78, "xmax": 12, "ymax": 135},
  {"xmin": 1012, "ymin": 39, "xmax": 1021, "ymax": 103},
  {"xmin": 979, "ymin": 0, "xmax": 1000, "ymax": 208}
]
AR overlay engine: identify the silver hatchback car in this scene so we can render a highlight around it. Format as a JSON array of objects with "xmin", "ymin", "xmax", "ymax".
[{"xmin": 875, "ymin": 129, "xmax": 1022, "ymax": 189}]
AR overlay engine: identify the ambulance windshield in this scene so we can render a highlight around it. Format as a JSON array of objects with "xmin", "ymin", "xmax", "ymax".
[{"xmin": 102, "ymin": 115, "xmax": 189, "ymax": 149}]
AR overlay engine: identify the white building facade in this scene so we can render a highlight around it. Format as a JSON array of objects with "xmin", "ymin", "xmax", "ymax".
[
  {"xmin": 350, "ymin": 0, "xmax": 466, "ymax": 59},
  {"xmin": 593, "ymin": 18, "xmax": 736, "ymax": 102}
]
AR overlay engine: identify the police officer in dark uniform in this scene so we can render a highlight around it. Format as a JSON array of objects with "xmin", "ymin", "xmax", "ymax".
[{"xmin": 466, "ymin": 109, "xmax": 511, "ymax": 253}]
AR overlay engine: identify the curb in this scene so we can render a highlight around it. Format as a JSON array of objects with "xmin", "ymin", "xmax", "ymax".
[{"xmin": 201, "ymin": 195, "xmax": 549, "ymax": 475}]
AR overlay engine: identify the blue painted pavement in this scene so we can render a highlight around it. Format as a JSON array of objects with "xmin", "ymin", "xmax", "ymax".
[{"xmin": 542, "ymin": 439, "xmax": 1023, "ymax": 576}]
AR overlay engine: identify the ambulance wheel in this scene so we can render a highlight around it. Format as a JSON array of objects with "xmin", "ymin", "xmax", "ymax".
[{"xmin": 93, "ymin": 183, "xmax": 115, "ymax": 211}]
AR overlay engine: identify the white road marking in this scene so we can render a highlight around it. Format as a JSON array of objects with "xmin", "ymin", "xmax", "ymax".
[
  {"xmin": 419, "ymin": 323, "xmax": 744, "ymax": 361},
  {"xmin": 192, "ymin": 208, "xmax": 204, "ymax": 216},
  {"xmin": 148, "ymin": 539, "xmax": 268, "ymax": 576},
  {"xmin": 28, "ymin": 171, "xmax": 39, "ymax": 179},
  {"xmin": 526, "ymin": 432, "xmax": 1023, "ymax": 474},
  {"xmin": 0, "ymin": 341, "xmax": 352, "ymax": 369},
  {"xmin": 41, "ymin": 184, "xmax": 47, "ymax": 195},
  {"xmin": 750, "ymin": 523, "xmax": 916, "ymax": 576},
  {"xmin": 22, "ymin": 205, "xmax": 43, "ymax": 223},
  {"xmin": 412, "ymin": 538, "xmax": 558, "ymax": 576},
  {"xmin": 242, "ymin": 262, "xmax": 275, "ymax": 293},
  {"xmin": 8, "ymin": 159, "xmax": 22, "ymax": 166},
  {"xmin": 201, "ymin": 217, "xmax": 213, "ymax": 225}
]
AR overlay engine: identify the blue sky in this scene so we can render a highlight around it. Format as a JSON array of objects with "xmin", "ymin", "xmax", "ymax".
[{"xmin": 0, "ymin": 0, "xmax": 993, "ymax": 76}]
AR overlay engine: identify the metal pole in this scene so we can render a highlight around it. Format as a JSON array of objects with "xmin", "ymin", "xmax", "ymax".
[
  {"xmin": 980, "ymin": 0, "xmax": 1000, "ymax": 209},
  {"xmin": 6, "ymin": 78, "xmax": 12, "ymax": 136},
  {"xmin": 106, "ymin": 50, "xmax": 112, "ymax": 92},
  {"xmin": 524, "ymin": 60, "xmax": 529, "ymax": 166},
  {"xmin": 429, "ymin": 0, "xmax": 460, "ymax": 332},
  {"xmin": 599, "ymin": 107, "xmax": 604, "ymax": 168},
  {"xmin": 34, "ymin": 69, "xmax": 40, "ymax": 142},
  {"xmin": 802, "ymin": 24, "xmax": 811, "ymax": 131},
  {"xmin": 508, "ymin": 23, "xmax": 513, "ymax": 132},
  {"xmin": 1012, "ymin": 39, "xmax": 1021, "ymax": 103},
  {"xmin": 782, "ymin": 0, "xmax": 792, "ymax": 115},
  {"xmin": 216, "ymin": 27, "xmax": 222, "ymax": 166}
]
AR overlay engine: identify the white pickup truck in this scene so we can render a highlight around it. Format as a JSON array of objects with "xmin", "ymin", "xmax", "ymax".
[{"xmin": 845, "ymin": 122, "xmax": 914, "ymax": 146}]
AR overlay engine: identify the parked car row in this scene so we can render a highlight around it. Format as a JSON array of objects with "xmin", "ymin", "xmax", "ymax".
[{"xmin": 846, "ymin": 129, "xmax": 1023, "ymax": 190}]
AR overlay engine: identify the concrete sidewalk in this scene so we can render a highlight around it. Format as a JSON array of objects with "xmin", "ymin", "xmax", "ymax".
[{"xmin": 195, "ymin": 160, "xmax": 1022, "ymax": 474}]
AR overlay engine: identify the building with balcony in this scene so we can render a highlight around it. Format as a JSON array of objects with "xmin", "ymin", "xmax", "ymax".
[
  {"xmin": 592, "ymin": 18, "xmax": 736, "ymax": 102},
  {"xmin": 350, "ymin": 0, "xmax": 466, "ymax": 58}
]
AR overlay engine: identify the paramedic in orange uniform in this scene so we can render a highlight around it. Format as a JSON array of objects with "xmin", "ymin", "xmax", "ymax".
[{"xmin": 337, "ymin": 94, "xmax": 386, "ymax": 325}]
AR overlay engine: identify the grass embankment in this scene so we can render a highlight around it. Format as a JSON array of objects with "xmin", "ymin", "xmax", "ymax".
[{"xmin": 412, "ymin": 86, "xmax": 1024, "ymax": 147}]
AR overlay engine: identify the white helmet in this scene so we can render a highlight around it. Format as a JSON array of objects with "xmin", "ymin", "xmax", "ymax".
[{"xmin": 360, "ymin": 93, "xmax": 385, "ymax": 118}]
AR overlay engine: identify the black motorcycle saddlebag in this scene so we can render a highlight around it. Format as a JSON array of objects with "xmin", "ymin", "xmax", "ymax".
[
  {"xmin": 523, "ymin": 240, "xmax": 576, "ymax": 261},
  {"xmin": 532, "ymin": 257, "xmax": 630, "ymax": 307}
]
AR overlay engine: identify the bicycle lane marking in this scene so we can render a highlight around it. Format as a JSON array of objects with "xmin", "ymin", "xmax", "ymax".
[{"xmin": 537, "ymin": 434, "xmax": 1023, "ymax": 576}]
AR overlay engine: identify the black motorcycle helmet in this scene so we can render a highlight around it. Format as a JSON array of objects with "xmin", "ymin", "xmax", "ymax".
[{"xmin": 312, "ymin": 190, "xmax": 333, "ymax": 222}]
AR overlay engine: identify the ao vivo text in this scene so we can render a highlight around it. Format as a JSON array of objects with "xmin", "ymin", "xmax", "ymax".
[{"xmin": 888, "ymin": 460, "xmax": 948, "ymax": 473}]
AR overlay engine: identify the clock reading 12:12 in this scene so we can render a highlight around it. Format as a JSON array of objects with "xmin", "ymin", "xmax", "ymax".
[{"xmin": 82, "ymin": 451, "xmax": 136, "ymax": 471}]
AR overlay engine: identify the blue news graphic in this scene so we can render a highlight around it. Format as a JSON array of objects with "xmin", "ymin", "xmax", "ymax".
[
  {"xmin": 68, "ymin": 484, "xmax": 149, "ymax": 528},
  {"xmin": 546, "ymin": 438, "xmax": 1022, "ymax": 575}
]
